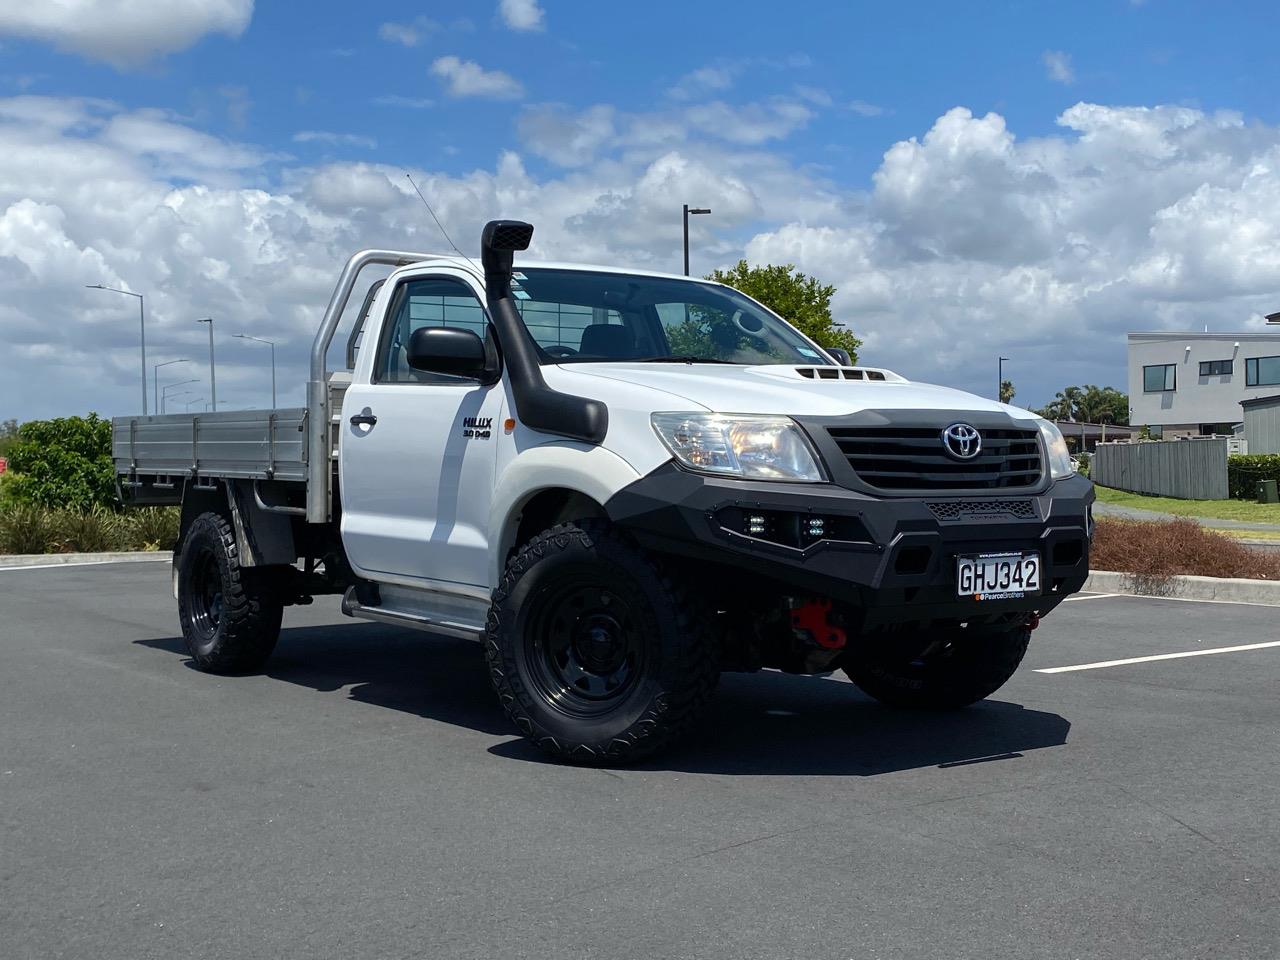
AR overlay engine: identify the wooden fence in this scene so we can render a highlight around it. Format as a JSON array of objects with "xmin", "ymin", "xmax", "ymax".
[{"xmin": 1092, "ymin": 439, "xmax": 1228, "ymax": 500}]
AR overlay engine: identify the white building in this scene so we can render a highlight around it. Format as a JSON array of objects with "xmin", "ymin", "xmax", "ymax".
[{"xmin": 1127, "ymin": 331, "xmax": 1280, "ymax": 438}]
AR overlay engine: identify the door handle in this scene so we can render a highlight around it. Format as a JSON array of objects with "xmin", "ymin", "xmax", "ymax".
[{"xmin": 350, "ymin": 411, "xmax": 377, "ymax": 427}]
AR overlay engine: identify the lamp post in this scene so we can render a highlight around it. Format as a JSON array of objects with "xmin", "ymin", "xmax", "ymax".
[
  {"xmin": 682, "ymin": 204, "xmax": 711, "ymax": 276},
  {"xmin": 161, "ymin": 379, "xmax": 198, "ymax": 414},
  {"xmin": 233, "ymin": 334, "xmax": 276, "ymax": 409},
  {"xmin": 196, "ymin": 317, "xmax": 217, "ymax": 411},
  {"xmin": 153, "ymin": 359, "xmax": 190, "ymax": 412},
  {"xmin": 185, "ymin": 397, "xmax": 204, "ymax": 412},
  {"xmin": 87, "ymin": 284, "xmax": 147, "ymax": 415},
  {"xmin": 998, "ymin": 356, "xmax": 1010, "ymax": 403}
]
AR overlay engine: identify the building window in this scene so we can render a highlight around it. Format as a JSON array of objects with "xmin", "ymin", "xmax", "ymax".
[
  {"xmin": 1198, "ymin": 423, "xmax": 1234, "ymax": 436},
  {"xmin": 1246, "ymin": 356, "xmax": 1280, "ymax": 387},
  {"xmin": 1199, "ymin": 359, "xmax": 1233, "ymax": 376},
  {"xmin": 1143, "ymin": 364, "xmax": 1176, "ymax": 392}
]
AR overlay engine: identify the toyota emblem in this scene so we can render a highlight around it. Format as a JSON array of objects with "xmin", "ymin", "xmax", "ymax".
[{"xmin": 941, "ymin": 423, "xmax": 982, "ymax": 460}]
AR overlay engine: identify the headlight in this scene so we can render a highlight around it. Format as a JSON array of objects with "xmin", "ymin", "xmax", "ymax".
[
  {"xmin": 651, "ymin": 413, "xmax": 825, "ymax": 482},
  {"xmin": 1036, "ymin": 419, "xmax": 1076, "ymax": 479}
]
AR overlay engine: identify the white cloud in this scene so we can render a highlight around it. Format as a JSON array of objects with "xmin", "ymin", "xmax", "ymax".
[
  {"xmin": 430, "ymin": 56, "xmax": 524, "ymax": 100},
  {"xmin": 0, "ymin": 0, "xmax": 253, "ymax": 69},
  {"xmin": 667, "ymin": 66, "xmax": 736, "ymax": 101},
  {"xmin": 1042, "ymin": 50, "xmax": 1075, "ymax": 85},
  {"xmin": 498, "ymin": 0, "xmax": 544, "ymax": 32},
  {"xmin": 377, "ymin": 17, "xmax": 438, "ymax": 47},
  {"xmin": 849, "ymin": 99, "xmax": 885, "ymax": 117},
  {"xmin": 5, "ymin": 93, "xmax": 1280, "ymax": 421},
  {"xmin": 517, "ymin": 104, "xmax": 616, "ymax": 167},
  {"xmin": 683, "ymin": 99, "xmax": 814, "ymax": 145},
  {"xmin": 293, "ymin": 130, "xmax": 378, "ymax": 149},
  {"xmin": 793, "ymin": 85, "xmax": 833, "ymax": 107}
]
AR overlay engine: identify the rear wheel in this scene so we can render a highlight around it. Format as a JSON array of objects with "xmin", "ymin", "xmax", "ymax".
[
  {"xmin": 177, "ymin": 512, "xmax": 283, "ymax": 673},
  {"xmin": 485, "ymin": 520, "xmax": 718, "ymax": 764},
  {"xmin": 843, "ymin": 621, "xmax": 1032, "ymax": 709}
]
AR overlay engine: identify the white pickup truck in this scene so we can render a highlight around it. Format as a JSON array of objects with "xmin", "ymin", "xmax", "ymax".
[{"xmin": 113, "ymin": 220, "xmax": 1094, "ymax": 763}]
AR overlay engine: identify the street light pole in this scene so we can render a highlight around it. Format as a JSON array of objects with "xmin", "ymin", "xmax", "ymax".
[
  {"xmin": 682, "ymin": 204, "xmax": 711, "ymax": 276},
  {"xmin": 233, "ymin": 334, "xmax": 277, "ymax": 409},
  {"xmin": 185, "ymin": 397, "xmax": 204, "ymax": 412},
  {"xmin": 87, "ymin": 284, "xmax": 147, "ymax": 415},
  {"xmin": 197, "ymin": 318, "xmax": 217, "ymax": 411},
  {"xmin": 161, "ymin": 379, "xmax": 198, "ymax": 414},
  {"xmin": 998, "ymin": 356, "xmax": 1010, "ymax": 403},
  {"xmin": 153, "ymin": 359, "xmax": 190, "ymax": 412}
]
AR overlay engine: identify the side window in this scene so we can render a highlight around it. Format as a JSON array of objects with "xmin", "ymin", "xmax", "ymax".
[{"xmin": 375, "ymin": 276, "xmax": 488, "ymax": 383}]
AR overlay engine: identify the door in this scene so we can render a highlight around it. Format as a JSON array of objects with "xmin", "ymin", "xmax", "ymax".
[{"xmin": 340, "ymin": 270, "xmax": 505, "ymax": 588}]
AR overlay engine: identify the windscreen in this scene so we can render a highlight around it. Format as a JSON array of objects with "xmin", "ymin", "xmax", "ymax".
[{"xmin": 509, "ymin": 268, "xmax": 831, "ymax": 365}]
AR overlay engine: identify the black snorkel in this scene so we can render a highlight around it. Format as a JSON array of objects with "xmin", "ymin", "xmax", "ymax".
[{"xmin": 480, "ymin": 220, "xmax": 608, "ymax": 444}]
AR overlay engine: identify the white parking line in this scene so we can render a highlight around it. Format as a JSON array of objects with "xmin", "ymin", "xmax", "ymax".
[
  {"xmin": 1062, "ymin": 593, "xmax": 1123, "ymax": 602},
  {"xmin": 1035, "ymin": 640, "xmax": 1280, "ymax": 674}
]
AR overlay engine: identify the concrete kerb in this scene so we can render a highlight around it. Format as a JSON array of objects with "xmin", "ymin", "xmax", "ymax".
[
  {"xmin": 1085, "ymin": 570, "xmax": 1280, "ymax": 605},
  {"xmin": 0, "ymin": 551, "xmax": 173, "ymax": 569}
]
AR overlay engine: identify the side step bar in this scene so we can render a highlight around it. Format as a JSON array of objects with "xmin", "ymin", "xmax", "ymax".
[{"xmin": 341, "ymin": 587, "xmax": 484, "ymax": 642}]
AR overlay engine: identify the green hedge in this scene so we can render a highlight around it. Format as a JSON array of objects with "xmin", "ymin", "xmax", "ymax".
[
  {"xmin": 3, "ymin": 414, "xmax": 117, "ymax": 510},
  {"xmin": 1228, "ymin": 454, "xmax": 1280, "ymax": 500}
]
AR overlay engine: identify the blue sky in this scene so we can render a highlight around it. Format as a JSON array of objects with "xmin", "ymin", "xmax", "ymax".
[{"xmin": 2, "ymin": 0, "xmax": 1280, "ymax": 418}]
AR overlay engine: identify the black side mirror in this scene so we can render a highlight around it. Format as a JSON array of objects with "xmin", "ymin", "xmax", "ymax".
[
  {"xmin": 826, "ymin": 347, "xmax": 852, "ymax": 366},
  {"xmin": 406, "ymin": 327, "xmax": 487, "ymax": 378}
]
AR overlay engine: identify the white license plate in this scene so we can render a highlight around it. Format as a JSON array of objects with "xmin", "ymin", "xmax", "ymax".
[{"xmin": 956, "ymin": 552, "xmax": 1040, "ymax": 600}]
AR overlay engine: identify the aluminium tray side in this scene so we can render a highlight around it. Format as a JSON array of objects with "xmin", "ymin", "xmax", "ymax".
[{"xmin": 112, "ymin": 408, "xmax": 309, "ymax": 483}]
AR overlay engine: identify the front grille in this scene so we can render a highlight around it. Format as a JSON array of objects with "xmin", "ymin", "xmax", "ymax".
[
  {"xmin": 927, "ymin": 499, "xmax": 1038, "ymax": 522},
  {"xmin": 828, "ymin": 426, "xmax": 1043, "ymax": 492}
]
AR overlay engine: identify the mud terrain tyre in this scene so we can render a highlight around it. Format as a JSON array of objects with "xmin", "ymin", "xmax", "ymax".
[
  {"xmin": 177, "ymin": 511, "xmax": 283, "ymax": 674},
  {"xmin": 485, "ymin": 520, "xmax": 718, "ymax": 764},
  {"xmin": 844, "ymin": 622, "xmax": 1032, "ymax": 709}
]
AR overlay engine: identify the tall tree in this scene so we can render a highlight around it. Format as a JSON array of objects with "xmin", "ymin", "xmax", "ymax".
[
  {"xmin": 0, "ymin": 418, "xmax": 18, "ymax": 458},
  {"xmin": 3, "ymin": 414, "xmax": 117, "ymax": 510},
  {"xmin": 706, "ymin": 261, "xmax": 862, "ymax": 360},
  {"xmin": 1036, "ymin": 385, "xmax": 1128, "ymax": 425}
]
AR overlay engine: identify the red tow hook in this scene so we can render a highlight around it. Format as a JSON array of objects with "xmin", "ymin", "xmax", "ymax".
[
  {"xmin": 790, "ymin": 598, "xmax": 847, "ymax": 650},
  {"xmin": 1028, "ymin": 614, "xmax": 1041, "ymax": 631}
]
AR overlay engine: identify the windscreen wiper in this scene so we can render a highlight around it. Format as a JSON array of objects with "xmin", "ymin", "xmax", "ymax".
[{"xmin": 633, "ymin": 355, "xmax": 736, "ymax": 364}]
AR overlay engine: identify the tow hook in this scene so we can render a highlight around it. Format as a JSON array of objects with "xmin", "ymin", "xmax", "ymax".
[
  {"xmin": 790, "ymin": 598, "xmax": 848, "ymax": 650},
  {"xmin": 1028, "ymin": 614, "xmax": 1041, "ymax": 631}
]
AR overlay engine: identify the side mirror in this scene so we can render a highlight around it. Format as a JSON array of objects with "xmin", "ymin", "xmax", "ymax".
[
  {"xmin": 406, "ymin": 327, "xmax": 487, "ymax": 378},
  {"xmin": 826, "ymin": 347, "xmax": 852, "ymax": 366}
]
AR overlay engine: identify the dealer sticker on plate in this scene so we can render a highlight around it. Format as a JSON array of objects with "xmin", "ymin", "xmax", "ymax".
[{"xmin": 956, "ymin": 552, "xmax": 1040, "ymax": 600}]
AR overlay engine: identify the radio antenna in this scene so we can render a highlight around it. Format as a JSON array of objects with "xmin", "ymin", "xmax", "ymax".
[{"xmin": 405, "ymin": 172, "xmax": 481, "ymax": 272}]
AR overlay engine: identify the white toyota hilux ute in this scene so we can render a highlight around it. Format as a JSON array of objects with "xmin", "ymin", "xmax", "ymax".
[{"xmin": 114, "ymin": 220, "xmax": 1094, "ymax": 763}]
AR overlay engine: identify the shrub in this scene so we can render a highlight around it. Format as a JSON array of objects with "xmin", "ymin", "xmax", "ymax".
[
  {"xmin": 1228, "ymin": 454, "xmax": 1280, "ymax": 500},
  {"xmin": 0, "ymin": 505, "xmax": 179, "ymax": 555},
  {"xmin": 0, "ymin": 505, "xmax": 56, "ymax": 554},
  {"xmin": 126, "ymin": 508, "xmax": 181, "ymax": 551},
  {"xmin": 3, "ymin": 414, "xmax": 117, "ymax": 510},
  {"xmin": 1091, "ymin": 517, "xmax": 1280, "ymax": 582}
]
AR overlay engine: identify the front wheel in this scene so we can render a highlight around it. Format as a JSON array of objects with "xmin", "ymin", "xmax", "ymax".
[
  {"xmin": 177, "ymin": 512, "xmax": 283, "ymax": 674},
  {"xmin": 843, "ymin": 621, "xmax": 1032, "ymax": 709},
  {"xmin": 485, "ymin": 520, "xmax": 718, "ymax": 764}
]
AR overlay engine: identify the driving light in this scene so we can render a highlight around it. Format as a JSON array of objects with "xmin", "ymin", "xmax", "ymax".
[
  {"xmin": 651, "ymin": 413, "xmax": 825, "ymax": 482},
  {"xmin": 1036, "ymin": 419, "xmax": 1076, "ymax": 480}
]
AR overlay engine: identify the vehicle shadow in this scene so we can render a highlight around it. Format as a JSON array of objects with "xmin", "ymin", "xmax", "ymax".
[{"xmin": 136, "ymin": 623, "xmax": 1071, "ymax": 776}]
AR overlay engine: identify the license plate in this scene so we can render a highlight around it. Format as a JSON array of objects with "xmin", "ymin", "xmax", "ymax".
[{"xmin": 956, "ymin": 552, "xmax": 1040, "ymax": 600}]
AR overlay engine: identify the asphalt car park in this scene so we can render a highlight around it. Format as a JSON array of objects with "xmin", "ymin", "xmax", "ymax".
[{"xmin": 2, "ymin": 561, "xmax": 1278, "ymax": 960}]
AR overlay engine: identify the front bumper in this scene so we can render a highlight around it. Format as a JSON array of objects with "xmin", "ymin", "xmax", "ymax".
[{"xmin": 604, "ymin": 464, "xmax": 1094, "ymax": 627}]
